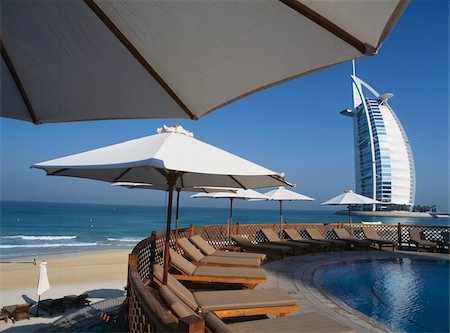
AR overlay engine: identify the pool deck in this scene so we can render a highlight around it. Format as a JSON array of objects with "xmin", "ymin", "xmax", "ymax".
[{"xmin": 258, "ymin": 249, "xmax": 449, "ymax": 333}]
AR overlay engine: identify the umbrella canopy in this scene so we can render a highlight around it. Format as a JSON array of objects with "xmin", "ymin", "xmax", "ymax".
[
  {"xmin": 33, "ymin": 125, "xmax": 289, "ymax": 190},
  {"xmin": 321, "ymin": 190, "xmax": 380, "ymax": 229},
  {"xmin": 191, "ymin": 189, "xmax": 269, "ymax": 239},
  {"xmin": 321, "ymin": 190, "xmax": 379, "ymax": 206},
  {"xmin": 2, "ymin": 0, "xmax": 407, "ymax": 124},
  {"xmin": 112, "ymin": 182, "xmax": 237, "ymax": 194},
  {"xmin": 263, "ymin": 187, "xmax": 315, "ymax": 230},
  {"xmin": 32, "ymin": 125, "xmax": 290, "ymax": 284},
  {"xmin": 37, "ymin": 261, "xmax": 50, "ymax": 296}
]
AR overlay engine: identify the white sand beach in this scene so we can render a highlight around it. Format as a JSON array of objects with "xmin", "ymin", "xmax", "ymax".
[{"xmin": 0, "ymin": 249, "xmax": 130, "ymax": 332}]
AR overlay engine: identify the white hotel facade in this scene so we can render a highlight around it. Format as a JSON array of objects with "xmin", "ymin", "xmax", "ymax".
[{"xmin": 341, "ymin": 72, "xmax": 415, "ymax": 211}]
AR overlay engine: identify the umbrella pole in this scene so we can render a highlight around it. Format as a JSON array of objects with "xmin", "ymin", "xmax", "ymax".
[
  {"xmin": 228, "ymin": 198, "xmax": 233, "ymax": 241},
  {"xmin": 163, "ymin": 179, "xmax": 176, "ymax": 285},
  {"xmin": 348, "ymin": 205, "xmax": 352, "ymax": 234},
  {"xmin": 279, "ymin": 201, "xmax": 283, "ymax": 236},
  {"xmin": 175, "ymin": 189, "xmax": 181, "ymax": 246},
  {"xmin": 36, "ymin": 295, "xmax": 40, "ymax": 317}
]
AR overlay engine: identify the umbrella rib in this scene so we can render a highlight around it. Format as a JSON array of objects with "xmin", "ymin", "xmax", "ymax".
[
  {"xmin": 279, "ymin": 0, "xmax": 374, "ymax": 55},
  {"xmin": 83, "ymin": 0, "xmax": 198, "ymax": 121},
  {"xmin": 268, "ymin": 174, "xmax": 292, "ymax": 187},
  {"xmin": 229, "ymin": 175, "xmax": 246, "ymax": 189},
  {"xmin": 48, "ymin": 168, "xmax": 68, "ymax": 176},
  {"xmin": 113, "ymin": 168, "xmax": 132, "ymax": 182},
  {"xmin": 1, "ymin": 41, "xmax": 40, "ymax": 124}
]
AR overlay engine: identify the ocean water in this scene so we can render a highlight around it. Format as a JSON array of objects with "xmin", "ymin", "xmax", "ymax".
[{"xmin": 0, "ymin": 201, "xmax": 447, "ymax": 259}]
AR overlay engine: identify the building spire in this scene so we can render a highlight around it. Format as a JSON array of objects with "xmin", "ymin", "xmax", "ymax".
[{"xmin": 352, "ymin": 59, "xmax": 356, "ymax": 76}]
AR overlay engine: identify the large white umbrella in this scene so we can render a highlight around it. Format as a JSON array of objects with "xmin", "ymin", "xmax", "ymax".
[
  {"xmin": 112, "ymin": 182, "xmax": 237, "ymax": 243},
  {"xmin": 2, "ymin": 1, "xmax": 407, "ymax": 124},
  {"xmin": 263, "ymin": 186, "xmax": 315, "ymax": 232},
  {"xmin": 36, "ymin": 261, "xmax": 50, "ymax": 316},
  {"xmin": 321, "ymin": 190, "xmax": 380, "ymax": 230},
  {"xmin": 32, "ymin": 125, "xmax": 290, "ymax": 284},
  {"xmin": 191, "ymin": 189, "xmax": 269, "ymax": 239}
]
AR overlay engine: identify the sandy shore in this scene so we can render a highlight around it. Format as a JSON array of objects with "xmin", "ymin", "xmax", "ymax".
[{"xmin": 0, "ymin": 249, "xmax": 130, "ymax": 331}]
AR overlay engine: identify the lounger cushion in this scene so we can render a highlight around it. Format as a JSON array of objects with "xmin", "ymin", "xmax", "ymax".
[
  {"xmin": 227, "ymin": 312, "xmax": 355, "ymax": 333},
  {"xmin": 205, "ymin": 313, "xmax": 234, "ymax": 333},
  {"xmin": 199, "ymin": 255, "xmax": 261, "ymax": 267},
  {"xmin": 159, "ymin": 285, "xmax": 198, "ymax": 319},
  {"xmin": 189, "ymin": 235, "xmax": 217, "ymax": 256},
  {"xmin": 169, "ymin": 249, "xmax": 197, "ymax": 275},
  {"xmin": 194, "ymin": 288, "xmax": 296, "ymax": 312},
  {"xmin": 178, "ymin": 238, "xmax": 205, "ymax": 261},
  {"xmin": 152, "ymin": 264, "xmax": 198, "ymax": 310},
  {"xmin": 190, "ymin": 235, "xmax": 266, "ymax": 260},
  {"xmin": 333, "ymin": 229, "xmax": 372, "ymax": 246},
  {"xmin": 232, "ymin": 236, "xmax": 290, "ymax": 253},
  {"xmin": 193, "ymin": 266, "xmax": 266, "ymax": 279}
]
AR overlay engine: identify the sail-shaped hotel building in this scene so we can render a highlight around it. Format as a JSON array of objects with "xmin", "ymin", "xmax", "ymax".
[{"xmin": 341, "ymin": 67, "xmax": 415, "ymax": 211}]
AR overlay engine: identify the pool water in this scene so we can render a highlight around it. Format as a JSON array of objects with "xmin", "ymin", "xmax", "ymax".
[{"xmin": 318, "ymin": 258, "xmax": 449, "ymax": 333}]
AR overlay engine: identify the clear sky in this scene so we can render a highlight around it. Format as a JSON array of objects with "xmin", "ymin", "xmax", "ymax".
[{"xmin": 1, "ymin": 0, "xmax": 449, "ymax": 212}]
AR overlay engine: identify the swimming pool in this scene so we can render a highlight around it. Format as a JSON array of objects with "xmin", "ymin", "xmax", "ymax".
[{"xmin": 317, "ymin": 258, "xmax": 449, "ymax": 333}]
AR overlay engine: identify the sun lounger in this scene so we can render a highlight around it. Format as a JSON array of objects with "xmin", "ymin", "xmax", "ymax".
[
  {"xmin": 408, "ymin": 229, "xmax": 437, "ymax": 252},
  {"xmin": 260, "ymin": 228, "xmax": 310, "ymax": 253},
  {"xmin": 284, "ymin": 229, "xmax": 331, "ymax": 251},
  {"xmin": 189, "ymin": 235, "xmax": 266, "ymax": 261},
  {"xmin": 1, "ymin": 304, "xmax": 32, "ymax": 323},
  {"xmin": 154, "ymin": 265, "xmax": 299, "ymax": 319},
  {"xmin": 177, "ymin": 238, "xmax": 261, "ymax": 267},
  {"xmin": 361, "ymin": 227, "xmax": 396, "ymax": 251},
  {"xmin": 305, "ymin": 228, "xmax": 347, "ymax": 249},
  {"xmin": 333, "ymin": 228, "xmax": 372, "ymax": 249},
  {"xmin": 205, "ymin": 312, "xmax": 356, "ymax": 333},
  {"xmin": 169, "ymin": 249, "xmax": 266, "ymax": 288},
  {"xmin": 231, "ymin": 235, "xmax": 291, "ymax": 258}
]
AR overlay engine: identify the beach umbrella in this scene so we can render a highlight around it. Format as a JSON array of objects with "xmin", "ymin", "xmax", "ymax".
[
  {"xmin": 2, "ymin": 0, "xmax": 407, "ymax": 124},
  {"xmin": 321, "ymin": 190, "xmax": 380, "ymax": 231},
  {"xmin": 112, "ymin": 182, "xmax": 237, "ymax": 243},
  {"xmin": 191, "ymin": 189, "xmax": 269, "ymax": 239},
  {"xmin": 32, "ymin": 125, "xmax": 290, "ymax": 284},
  {"xmin": 263, "ymin": 187, "xmax": 315, "ymax": 232},
  {"xmin": 36, "ymin": 261, "xmax": 50, "ymax": 316}
]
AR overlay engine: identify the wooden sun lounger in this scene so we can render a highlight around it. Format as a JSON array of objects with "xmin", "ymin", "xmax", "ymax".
[
  {"xmin": 169, "ymin": 249, "xmax": 266, "ymax": 288},
  {"xmin": 332, "ymin": 228, "xmax": 372, "ymax": 249},
  {"xmin": 284, "ymin": 229, "xmax": 331, "ymax": 251},
  {"xmin": 260, "ymin": 228, "xmax": 311, "ymax": 253},
  {"xmin": 154, "ymin": 265, "xmax": 299, "ymax": 319},
  {"xmin": 189, "ymin": 235, "xmax": 267, "ymax": 262},
  {"xmin": 206, "ymin": 312, "xmax": 356, "ymax": 333},
  {"xmin": 177, "ymin": 238, "xmax": 261, "ymax": 267},
  {"xmin": 408, "ymin": 229, "xmax": 437, "ymax": 252},
  {"xmin": 231, "ymin": 235, "xmax": 291, "ymax": 259},
  {"xmin": 361, "ymin": 227, "xmax": 396, "ymax": 251},
  {"xmin": 305, "ymin": 228, "xmax": 347, "ymax": 249}
]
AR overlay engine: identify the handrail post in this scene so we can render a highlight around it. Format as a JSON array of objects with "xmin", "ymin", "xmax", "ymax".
[
  {"xmin": 236, "ymin": 221, "xmax": 240, "ymax": 235},
  {"xmin": 190, "ymin": 224, "xmax": 195, "ymax": 237},
  {"xmin": 397, "ymin": 223, "xmax": 402, "ymax": 249}
]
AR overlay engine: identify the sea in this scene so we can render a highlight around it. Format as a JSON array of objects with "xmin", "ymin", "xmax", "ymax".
[{"xmin": 1, "ymin": 201, "xmax": 448, "ymax": 260}]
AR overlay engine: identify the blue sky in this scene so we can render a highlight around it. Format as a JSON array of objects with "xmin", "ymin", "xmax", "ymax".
[{"xmin": 1, "ymin": 0, "xmax": 449, "ymax": 212}]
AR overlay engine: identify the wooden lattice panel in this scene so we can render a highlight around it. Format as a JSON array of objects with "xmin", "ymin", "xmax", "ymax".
[{"xmin": 127, "ymin": 278, "xmax": 152, "ymax": 333}]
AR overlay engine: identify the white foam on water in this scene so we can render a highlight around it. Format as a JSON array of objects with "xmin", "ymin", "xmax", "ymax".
[{"xmin": 0, "ymin": 235, "xmax": 77, "ymax": 240}]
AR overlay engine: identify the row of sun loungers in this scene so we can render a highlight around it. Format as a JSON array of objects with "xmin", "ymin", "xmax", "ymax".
[
  {"xmin": 156, "ymin": 228, "xmax": 447, "ymax": 333},
  {"xmin": 153, "ymin": 234, "xmax": 357, "ymax": 333}
]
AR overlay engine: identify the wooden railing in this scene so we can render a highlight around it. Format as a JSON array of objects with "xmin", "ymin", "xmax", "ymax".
[{"xmin": 125, "ymin": 222, "xmax": 449, "ymax": 332}]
